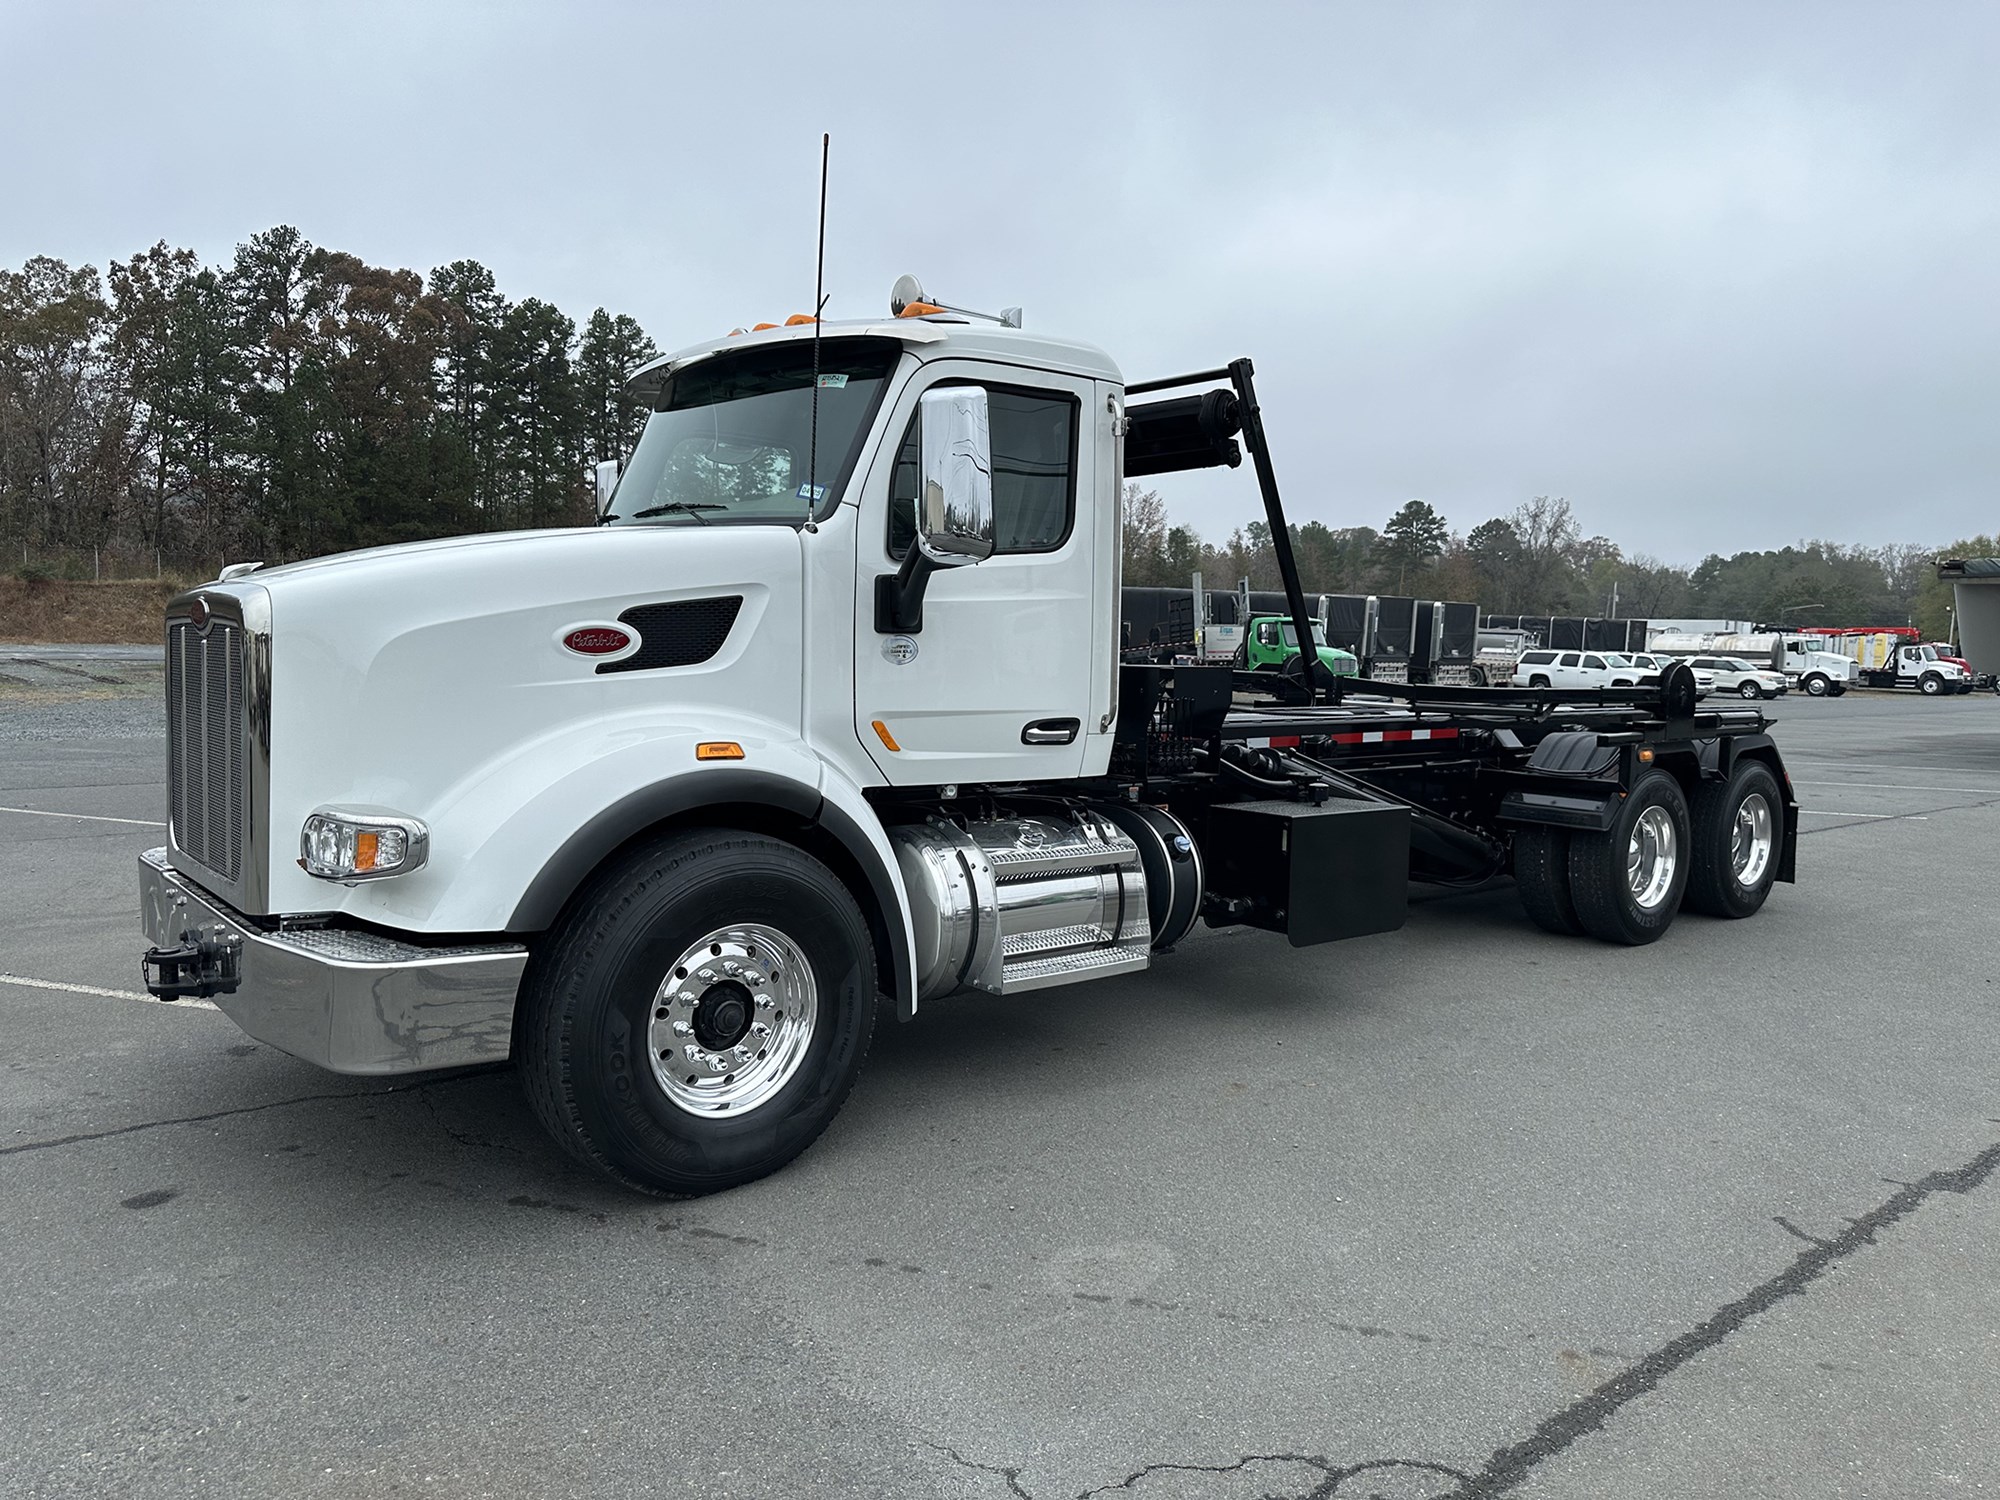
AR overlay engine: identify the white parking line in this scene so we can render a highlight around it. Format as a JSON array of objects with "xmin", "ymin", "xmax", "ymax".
[
  {"xmin": 0, "ymin": 972, "xmax": 217, "ymax": 1012},
  {"xmin": 1786, "ymin": 762, "xmax": 2000, "ymax": 776},
  {"xmin": 1791, "ymin": 782, "xmax": 2000, "ymax": 796},
  {"xmin": 0, "ymin": 804, "xmax": 166, "ymax": 828},
  {"xmin": 1798, "ymin": 810, "xmax": 1928, "ymax": 820}
]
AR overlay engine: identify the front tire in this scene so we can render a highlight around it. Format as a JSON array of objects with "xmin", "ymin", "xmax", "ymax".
[
  {"xmin": 1566, "ymin": 770, "xmax": 1690, "ymax": 945},
  {"xmin": 1683, "ymin": 762, "xmax": 1782, "ymax": 918},
  {"xmin": 1803, "ymin": 673, "xmax": 1829, "ymax": 697},
  {"xmin": 1919, "ymin": 673, "xmax": 1943, "ymax": 696},
  {"xmin": 1468, "ymin": 665, "xmax": 1488, "ymax": 686},
  {"xmin": 519, "ymin": 830, "xmax": 878, "ymax": 1196},
  {"xmin": 1738, "ymin": 680, "xmax": 1762, "ymax": 700}
]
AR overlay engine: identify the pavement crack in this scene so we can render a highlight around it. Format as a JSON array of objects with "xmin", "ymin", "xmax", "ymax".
[
  {"xmin": 930, "ymin": 1441, "xmax": 1035, "ymax": 1498},
  {"xmin": 1442, "ymin": 1136, "xmax": 2000, "ymax": 1498},
  {"xmin": 419, "ymin": 1087, "xmax": 517, "ymax": 1152},
  {"xmin": 1077, "ymin": 1453, "xmax": 1473, "ymax": 1498},
  {"xmin": 1, "ymin": 1083, "xmax": 414, "ymax": 1156},
  {"xmin": 1771, "ymin": 1214, "xmax": 1830, "ymax": 1248}
]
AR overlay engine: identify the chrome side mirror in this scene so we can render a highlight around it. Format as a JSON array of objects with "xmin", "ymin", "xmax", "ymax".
[
  {"xmin": 594, "ymin": 459, "xmax": 620, "ymax": 517},
  {"xmin": 917, "ymin": 387, "xmax": 994, "ymax": 566}
]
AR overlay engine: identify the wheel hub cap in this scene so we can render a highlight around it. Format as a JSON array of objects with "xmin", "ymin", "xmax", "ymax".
[
  {"xmin": 646, "ymin": 924, "xmax": 816, "ymax": 1117},
  {"xmin": 1626, "ymin": 805, "xmax": 1678, "ymax": 911},
  {"xmin": 1731, "ymin": 792, "xmax": 1773, "ymax": 889}
]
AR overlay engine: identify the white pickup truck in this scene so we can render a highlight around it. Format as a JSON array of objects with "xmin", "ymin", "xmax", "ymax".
[{"xmin": 139, "ymin": 283, "xmax": 1800, "ymax": 1196}]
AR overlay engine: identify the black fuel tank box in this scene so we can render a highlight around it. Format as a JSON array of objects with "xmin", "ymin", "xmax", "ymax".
[{"xmin": 1201, "ymin": 799, "xmax": 1409, "ymax": 946}]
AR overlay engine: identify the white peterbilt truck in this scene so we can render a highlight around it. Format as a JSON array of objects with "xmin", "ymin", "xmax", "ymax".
[{"xmin": 140, "ymin": 282, "xmax": 1799, "ymax": 1196}]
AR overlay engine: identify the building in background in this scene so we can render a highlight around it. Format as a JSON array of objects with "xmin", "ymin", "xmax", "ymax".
[{"xmin": 1937, "ymin": 558, "xmax": 2000, "ymax": 675}]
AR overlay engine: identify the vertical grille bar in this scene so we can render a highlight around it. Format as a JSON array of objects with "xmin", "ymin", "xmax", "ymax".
[{"xmin": 166, "ymin": 617, "xmax": 245, "ymax": 884}]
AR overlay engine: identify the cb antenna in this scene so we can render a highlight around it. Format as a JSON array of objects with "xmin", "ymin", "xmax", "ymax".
[{"xmin": 807, "ymin": 132, "xmax": 829, "ymax": 529}]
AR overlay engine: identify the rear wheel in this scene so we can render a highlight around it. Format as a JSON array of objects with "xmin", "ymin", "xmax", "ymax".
[
  {"xmin": 1683, "ymin": 762, "xmax": 1781, "ymax": 918},
  {"xmin": 519, "ymin": 830, "xmax": 878, "ymax": 1196},
  {"xmin": 1468, "ymin": 665, "xmax": 1488, "ymax": 686},
  {"xmin": 1529, "ymin": 674, "xmax": 1551, "ymax": 689},
  {"xmin": 1513, "ymin": 826, "xmax": 1582, "ymax": 935},
  {"xmin": 1566, "ymin": 770, "xmax": 1689, "ymax": 945}
]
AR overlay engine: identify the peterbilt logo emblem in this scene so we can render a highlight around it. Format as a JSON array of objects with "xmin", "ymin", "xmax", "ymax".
[
  {"xmin": 188, "ymin": 597, "xmax": 210, "ymax": 631},
  {"xmin": 562, "ymin": 626, "xmax": 633, "ymax": 657}
]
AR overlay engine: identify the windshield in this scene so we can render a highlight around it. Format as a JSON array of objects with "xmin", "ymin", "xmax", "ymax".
[
  {"xmin": 1602, "ymin": 653, "xmax": 1632, "ymax": 668},
  {"xmin": 1918, "ymin": 645, "xmax": 1937, "ymax": 660},
  {"xmin": 603, "ymin": 338, "xmax": 900, "ymax": 528}
]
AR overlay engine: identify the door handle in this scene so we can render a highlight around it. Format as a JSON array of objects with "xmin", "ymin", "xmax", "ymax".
[{"xmin": 1021, "ymin": 718, "xmax": 1080, "ymax": 746}]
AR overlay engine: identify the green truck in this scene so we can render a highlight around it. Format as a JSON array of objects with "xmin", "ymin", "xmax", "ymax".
[{"xmin": 1240, "ymin": 615, "xmax": 1361, "ymax": 680}]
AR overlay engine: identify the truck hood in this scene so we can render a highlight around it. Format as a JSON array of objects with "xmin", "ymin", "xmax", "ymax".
[{"xmin": 212, "ymin": 524, "xmax": 806, "ymax": 924}]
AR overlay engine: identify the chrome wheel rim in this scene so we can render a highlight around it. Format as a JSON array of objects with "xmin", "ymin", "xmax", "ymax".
[
  {"xmin": 646, "ymin": 923, "xmax": 816, "ymax": 1117},
  {"xmin": 1731, "ymin": 792, "xmax": 1774, "ymax": 889},
  {"xmin": 1626, "ymin": 805, "xmax": 1678, "ymax": 910}
]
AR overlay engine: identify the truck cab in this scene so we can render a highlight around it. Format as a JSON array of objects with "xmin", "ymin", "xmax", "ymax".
[{"xmin": 1241, "ymin": 615, "xmax": 1360, "ymax": 679}]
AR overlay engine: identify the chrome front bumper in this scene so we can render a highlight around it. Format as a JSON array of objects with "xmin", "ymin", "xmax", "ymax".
[{"xmin": 138, "ymin": 847, "xmax": 527, "ymax": 1075}]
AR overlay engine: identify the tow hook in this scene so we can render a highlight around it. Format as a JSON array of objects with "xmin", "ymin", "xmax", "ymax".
[{"xmin": 143, "ymin": 935, "xmax": 242, "ymax": 1001}]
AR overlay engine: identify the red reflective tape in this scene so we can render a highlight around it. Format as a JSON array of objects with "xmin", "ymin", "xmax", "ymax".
[{"xmin": 1270, "ymin": 735, "xmax": 1301, "ymax": 749}]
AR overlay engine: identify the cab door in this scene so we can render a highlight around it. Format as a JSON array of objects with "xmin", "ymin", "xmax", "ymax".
[{"xmin": 851, "ymin": 364, "xmax": 1097, "ymax": 785}]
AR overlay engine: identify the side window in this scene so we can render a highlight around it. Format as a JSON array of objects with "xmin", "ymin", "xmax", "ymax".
[
  {"xmin": 1559, "ymin": 653, "xmax": 1582, "ymax": 668},
  {"xmin": 889, "ymin": 385, "xmax": 1077, "ymax": 557},
  {"xmin": 1583, "ymin": 654, "xmax": 1605, "ymax": 670}
]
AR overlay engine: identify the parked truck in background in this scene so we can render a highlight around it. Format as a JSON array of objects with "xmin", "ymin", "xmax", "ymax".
[
  {"xmin": 1799, "ymin": 628, "xmax": 1977, "ymax": 694},
  {"xmin": 1649, "ymin": 631, "xmax": 1860, "ymax": 697},
  {"xmin": 1239, "ymin": 614, "xmax": 1360, "ymax": 681},
  {"xmin": 139, "ymin": 283, "xmax": 1799, "ymax": 1198}
]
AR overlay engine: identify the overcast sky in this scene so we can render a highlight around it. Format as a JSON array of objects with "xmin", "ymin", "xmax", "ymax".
[{"xmin": 4, "ymin": 1, "xmax": 1994, "ymax": 562}]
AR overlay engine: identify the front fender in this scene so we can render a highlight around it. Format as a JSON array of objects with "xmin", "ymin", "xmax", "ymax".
[{"xmin": 480, "ymin": 721, "xmax": 918, "ymax": 1018}]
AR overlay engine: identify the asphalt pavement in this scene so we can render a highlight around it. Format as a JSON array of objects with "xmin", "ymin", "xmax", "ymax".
[{"xmin": 2, "ymin": 683, "xmax": 1996, "ymax": 1499}]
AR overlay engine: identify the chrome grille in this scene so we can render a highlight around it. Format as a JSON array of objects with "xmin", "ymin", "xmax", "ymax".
[{"xmin": 167, "ymin": 619, "xmax": 245, "ymax": 883}]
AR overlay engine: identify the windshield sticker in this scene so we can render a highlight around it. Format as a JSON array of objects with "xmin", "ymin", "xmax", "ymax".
[
  {"xmin": 795, "ymin": 483, "xmax": 828, "ymax": 501},
  {"xmin": 816, "ymin": 373, "xmax": 848, "ymax": 389}
]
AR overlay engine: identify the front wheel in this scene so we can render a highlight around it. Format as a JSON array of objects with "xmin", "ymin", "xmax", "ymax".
[
  {"xmin": 1919, "ymin": 673, "xmax": 1943, "ymax": 696},
  {"xmin": 1738, "ymin": 680, "xmax": 1762, "ymax": 700},
  {"xmin": 1683, "ymin": 762, "xmax": 1782, "ymax": 918},
  {"xmin": 1566, "ymin": 769, "xmax": 1690, "ymax": 945},
  {"xmin": 1468, "ymin": 665, "xmax": 1488, "ymax": 686},
  {"xmin": 1803, "ymin": 674, "xmax": 1829, "ymax": 697},
  {"xmin": 518, "ymin": 830, "xmax": 879, "ymax": 1196}
]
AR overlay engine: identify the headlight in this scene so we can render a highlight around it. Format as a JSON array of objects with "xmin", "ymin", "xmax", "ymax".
[{"xmin": 300, "ymin": 808, "xmax": 429, "ymax": 881}]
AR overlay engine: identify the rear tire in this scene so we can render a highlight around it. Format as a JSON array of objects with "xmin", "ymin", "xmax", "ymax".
[
  {"xmin": 1683, "ymin": 762, "xmax": 1782, "ymax": 918},
  {"xmin": 1468, "ymin": 665, "xmax": 1487, "ymax": 686},
  {"xmin": 1529, "ymin": 674, "xmax": 1551, "ymax": 689},
  {"xmin": 1513, "ymin": 826, "xmax": 1583, "ymax": 935},
  {"xmin": 1566, "ymin": 770, "xmax": 1689, "ymax": 945},
  {"xmin": 519, "ymin": 829, "xmax": 878, "ymax": 1196}
]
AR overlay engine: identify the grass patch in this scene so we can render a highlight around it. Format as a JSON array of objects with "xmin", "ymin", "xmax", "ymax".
[{"xmin": 0, "ymin": 578, "xmax": 188, "ymax": 644}]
